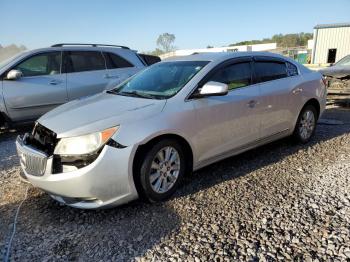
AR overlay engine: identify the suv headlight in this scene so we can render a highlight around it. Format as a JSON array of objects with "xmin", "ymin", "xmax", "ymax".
[{"xmin": 54, "ymin": 127, "xmax": 119, "ymax": 155}]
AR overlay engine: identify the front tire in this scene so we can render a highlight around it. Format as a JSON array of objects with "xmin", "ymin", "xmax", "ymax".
[
  {"xmin": 293, "ymin": 105, "xmax": 317, "ymax": 143},
  {"xmin": 139, "ymin": 139, "xmax": 186, "ymax": 202}
]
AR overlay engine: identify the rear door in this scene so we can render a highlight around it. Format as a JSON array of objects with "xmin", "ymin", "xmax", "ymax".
[
  {"xmin": 2, "ymin": 51, "xmax": 67, "ymax": 121},
  {"xmin": 253, "ymin": 56, "xmax": 298, "ymax": 138},
  {"xmin": 64, "ymin": 50, "xmax": 109, "ymax": 100},
  {"xmin": 103, "ymin": 52, "xmax": 140, "ymax": 89}
]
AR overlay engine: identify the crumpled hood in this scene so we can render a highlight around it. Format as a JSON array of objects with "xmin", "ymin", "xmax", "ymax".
[
  {"xmin": 319, "ymin": 65, "xmax": 350, "ymax": 78},
  {"xmin": 38, "ymin": 92, "xmax": 166, "ymax": 138}
]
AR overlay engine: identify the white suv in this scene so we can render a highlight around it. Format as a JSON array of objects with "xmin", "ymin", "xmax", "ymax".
[{"xmin": 0, "ymin": 43, "xmax": 159, "ymax": 127}]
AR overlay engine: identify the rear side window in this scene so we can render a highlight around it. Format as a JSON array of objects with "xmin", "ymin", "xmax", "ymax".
[
  {"xmin": 104, "ymin": 52, "xmax": 133, "ymax": 69},
  {"xmin": 286, "ymin": 62, "xmax": 298, "ymax": 76},
  {"xmin": 14, "ymin": 52, "xmax": 61, "ymax": 77},
  {"xmin": 254, "ymin": 61, "xmax": 287, "ymax": 83},
  {"xmin": 66, "ymin": 51, "xmax": 105, "ymax": 73},
  {"xmin": 209, "ymin": 62, "xmax": 252, "ymax": 90}
]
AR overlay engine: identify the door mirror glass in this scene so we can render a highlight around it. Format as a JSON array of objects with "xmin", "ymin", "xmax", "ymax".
[
  {"xmin": 7, "ymin": 69, "xmax": 23, "ymax": 80},
  {"xmin": 199, "ymin": 81, "xmax": 228, "ymax": 96}
]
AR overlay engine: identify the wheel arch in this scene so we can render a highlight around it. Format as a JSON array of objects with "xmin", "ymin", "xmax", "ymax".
[
  {"xmin": 303, "ymin": 98, "xmax": 321, "ymax": 119},
  {"xmin": 132, "ymin": 133, "xmax": 194, "ymax": 197}
]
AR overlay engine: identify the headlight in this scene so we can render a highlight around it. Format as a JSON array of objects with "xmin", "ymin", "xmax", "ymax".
[{"xmin": 54, "ymin": 127, "xmax": 119, "ymax": 155}]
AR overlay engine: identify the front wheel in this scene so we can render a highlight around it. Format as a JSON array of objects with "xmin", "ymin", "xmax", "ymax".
[
  {"xmin": 293, "ymin": 105, "xmax": 317, "ymax": 143},
  {"xmin": 139, "ymin": 139, "xmax": 186, "ymax": 202}
]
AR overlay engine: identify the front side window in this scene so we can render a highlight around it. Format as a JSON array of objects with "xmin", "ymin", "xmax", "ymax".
[
  {"xmin": 209, "ymin": 62, "xmax": 252, "ymax": 90},
  {"xmin": 104, "ymin": 52, "xmax": 133, "ymax": 68},
  {"xmin": 254, "ymin": 61, "xmax": 287, "ymax": 83},
  {"xmin": 66, "ymin": 51, "xmax": 105, "ymax": 73},
  {"xmin": 111, "ymin": 61, "xmax": 208, "ymax": 99},
  {"xmin": 14, "ymin": 52, "xmax": 61, "ymax": 77}
]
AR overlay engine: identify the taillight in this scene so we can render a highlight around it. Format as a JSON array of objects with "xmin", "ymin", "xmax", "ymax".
[{"xmin": 322, "ymin": 76, "xmax": 328, "ymax": 87}]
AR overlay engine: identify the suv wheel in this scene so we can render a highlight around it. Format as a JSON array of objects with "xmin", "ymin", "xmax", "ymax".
[
  {"xmin": 293, "ymin": 105, "xmax": 317, "ymax": 143},
  {"xmin": 139, "ymin": 139, "xmax": 185, "ymax": 202}
]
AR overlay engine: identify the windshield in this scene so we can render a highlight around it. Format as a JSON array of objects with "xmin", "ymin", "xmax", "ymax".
[
  {"xmin": 336, "ymin": 55, "xmax": 350, "ymax": 66},
  {"xmin": 0, "ymin": 51, "xmax": 26, "ymax": 69},
  {"xmin": 111, "ymin": 61, "xmax": 209, "ymax": 99}
]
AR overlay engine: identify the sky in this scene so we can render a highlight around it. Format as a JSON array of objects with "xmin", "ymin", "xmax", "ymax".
[{"xmin": 1, "ymin": 0, "xmax": 349, "ymax": 52}]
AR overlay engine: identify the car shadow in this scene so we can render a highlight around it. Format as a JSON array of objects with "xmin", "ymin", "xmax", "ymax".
[
  {"xmin": 1, "ymin": 108, "xmax": 350, "ymax": 260},
  {"xmin": 174, "ymin": 107, "xmax": 350, "ymax": 198}
]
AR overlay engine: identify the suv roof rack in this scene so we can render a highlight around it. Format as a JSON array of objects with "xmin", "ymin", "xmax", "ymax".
[{"xmin": 51, "ymin": 43, "xmax": 130, "ymax": 49}]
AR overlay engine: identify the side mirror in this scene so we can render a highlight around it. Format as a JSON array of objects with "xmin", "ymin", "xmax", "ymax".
[
  {"xmin": 199, "ymin": 81, "xmax": 228, "ymax": 97},
  {"xmin": 7, "ymin": 69, "xmax": 23, "ymax": 80}
]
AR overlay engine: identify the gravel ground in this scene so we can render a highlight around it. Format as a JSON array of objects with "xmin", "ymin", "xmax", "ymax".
[{"xmin": 1, "ymin": 107, "xmax": 350, "ymax": 261}]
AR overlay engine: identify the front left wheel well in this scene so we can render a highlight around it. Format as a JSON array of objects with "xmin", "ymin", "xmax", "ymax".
[{"xmin": 132, "ymin": 134, "xmax": 194, "ymax": 197}]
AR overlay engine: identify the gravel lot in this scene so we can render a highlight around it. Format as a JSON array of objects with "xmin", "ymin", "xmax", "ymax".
[{"xmin": 1, "ymin": 107, "xmax": 350, "ymax": 261}]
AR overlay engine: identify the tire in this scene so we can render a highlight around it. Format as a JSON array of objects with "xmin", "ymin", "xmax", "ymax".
[
  {"xmin": 293, "ymin": 105, "xmax": 317, "ymax": 144},
  {"xmin": 139, "ymin": 139, "xmax": 186, "ymax": 202}
]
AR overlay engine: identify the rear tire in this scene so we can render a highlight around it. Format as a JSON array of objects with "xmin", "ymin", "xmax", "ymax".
[
  {"xmin": 293, "ymin": 105, "xmax": 317, "ymax": 144},
  {"xmin": 138, "ymin": 139, "xmax": 186, "ymax": 202}
]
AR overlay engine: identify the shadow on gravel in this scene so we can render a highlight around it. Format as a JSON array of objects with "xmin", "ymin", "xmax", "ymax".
[
  {"xmin": 177, "ymin": 107, "xmax": 350, "ymax": 198},
  {"xmin": 1, "ymin": 108, "xmax": 350, "ymax": 260}
]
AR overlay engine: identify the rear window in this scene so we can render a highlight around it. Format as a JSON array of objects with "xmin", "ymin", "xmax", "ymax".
[
  {"xmin": 286, "ymin": 62, "xmax": 298, "ymax": 76},
  {"xmin": 104, "ymin": 52, "xmax": 133, "ymax": 69},
  {"xmin": 66, "ymin": 51, "xmax": 105, "ymax": 73},
  {"xmin": 254, "ymin": 61, "xmax": 287, "ymax": 83}
]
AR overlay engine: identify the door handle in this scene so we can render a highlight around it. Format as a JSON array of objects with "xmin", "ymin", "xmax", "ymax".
[
  {"xmin": 247, "ymin": 100, "xmax": 258, "ymax": 108},
  {"xmin": 104, "ymin": 74, "xmax": 119, "ymax": 79},
  {"xmin": 49, "ymin": 80, "xmax": 61, "ymax": 85},
  {"xmin": 292, "ymin": 88, "xmax": 303, "ymax": 94}
]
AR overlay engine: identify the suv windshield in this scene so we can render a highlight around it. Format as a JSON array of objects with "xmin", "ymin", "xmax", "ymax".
[
  {"xmin": 111, "ymin": 61, "xmax": 209, "ymax": 99},
  {"xmin": 336, "ymin": 55, "xmax": 350, "ymax": 66}
]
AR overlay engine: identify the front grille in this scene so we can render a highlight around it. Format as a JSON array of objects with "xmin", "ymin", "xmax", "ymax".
[
  {"xmin": 29, "ymin": 123, "xmax": 58, "ymax": 155},
  {"xmin": 16, "ymin": 136, "xmax": 48, "ymax": 176}
]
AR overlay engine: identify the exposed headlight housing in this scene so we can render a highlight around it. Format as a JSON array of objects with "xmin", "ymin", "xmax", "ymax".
[{"xmin": 54, "ymin": 127, "xmax": 119, "ymax": 156}]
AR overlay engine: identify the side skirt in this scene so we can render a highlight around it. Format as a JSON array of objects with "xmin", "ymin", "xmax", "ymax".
[{"xmin": 193, "ymin": 129, "xmax": 291, "ymax": 171}]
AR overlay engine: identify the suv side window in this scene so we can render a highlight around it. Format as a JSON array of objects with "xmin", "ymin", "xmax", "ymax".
[
  {"xmin": 103, "ymin": 52, "xmax": 134, "ymax": 69},
  {"xmin": 65, "ymin": 51, "xmax": 105, "ymax": 73},
  {"xmin": 286, "ymin": 62, "xmax": 298, "ymax": 76},
  {"xmin": 14, "ymin": 52, "xmax": 61, "ymax": 77},
  {"xmin": 254, "ymin": 61, "xmax": 287, "ymax": 83},
  {"xmin": 209, "ymin": 62, "xmax": 252, "ymax": 90}
]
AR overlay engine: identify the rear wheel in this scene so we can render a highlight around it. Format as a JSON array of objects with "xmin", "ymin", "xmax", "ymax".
[
  {"xmin": 139, "ymin": 139, "xmax": 185, "ymax": 202},
  {"xmin": 293, "ymin": 105, "xmax": 317, "ymax": 143}
]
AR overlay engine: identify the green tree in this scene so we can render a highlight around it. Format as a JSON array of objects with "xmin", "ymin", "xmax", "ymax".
[{"xmin": 156, "ymin": 33, "xmax": 176, "ymax": 53}]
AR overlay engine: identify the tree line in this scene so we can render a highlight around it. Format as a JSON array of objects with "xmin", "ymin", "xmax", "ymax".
[
  {"xmin": 229, "ymin": 32, "xmax": 313, "ymax": 48},
  {"xmin": 0, "ymin": 44, "xmax": 26, "ymax": 62}
]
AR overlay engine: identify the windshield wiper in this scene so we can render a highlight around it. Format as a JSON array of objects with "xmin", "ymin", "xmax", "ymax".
[
  {"xmin": 118, "ymin": 90, "xmax": 157, "ymax": 99},
  {"xmin": 106, "ymin": 89, "xmax": 119, "ymax": 95}
]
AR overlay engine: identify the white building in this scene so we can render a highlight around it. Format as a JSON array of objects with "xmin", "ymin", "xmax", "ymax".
[
  {"xmin": 311, "ymin": 23, "xmax": 350, "ymax": 64},
  {"xmin": 160, "ymin": 43, "xmax": 277, "ymax": 59}
]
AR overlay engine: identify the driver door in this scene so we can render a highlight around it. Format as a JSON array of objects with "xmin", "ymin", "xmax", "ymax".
[
  {"xmin": 2, "ymin": 51, "xmax": 67, "ymax": 122},
  {"xmin": 191, "ymin": 58, "xmax": 261, "ymax": 164}
]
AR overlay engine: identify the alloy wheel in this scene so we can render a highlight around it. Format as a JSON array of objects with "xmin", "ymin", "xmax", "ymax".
[
  {"xmin": 299, "ymin": 110, "xmax": 315, "ymax": 140},
  {"xmin": 149, "ymin": 146, "xmax": 180, "ymax": 194}
]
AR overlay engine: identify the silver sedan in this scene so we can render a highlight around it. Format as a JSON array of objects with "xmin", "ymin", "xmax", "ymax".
[{"xmin": 16, "ymin": 52, "xmax": 327, "ymax": 209}]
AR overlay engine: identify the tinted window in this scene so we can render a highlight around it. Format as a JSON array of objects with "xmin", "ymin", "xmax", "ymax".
[
  {"xmin": 210, "ymin": 62, "xmax": 251, "ymax": 90},
  {"xmin": 104, "ymin": 52, "xmax": 133, "ymax": 69},
  {"xmin": 286, "ymin": 62, "xmax": 298, "ymax": 76},
  {"xmin": 15, "ymin": 52, "xmax": 61, "ymax": 77},
  {"xmin": 66, "ymin": 51, "xmax": 105, "ymax": 73},
  {"xmin": 254, "ymin": 61, "xmax": 287, "ymax": 83}
]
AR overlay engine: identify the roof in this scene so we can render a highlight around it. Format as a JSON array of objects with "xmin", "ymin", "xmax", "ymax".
[
  {"xmin": 163, "ymin": 51, "xmax": 289, "ymax": 62},
  {"xmin": 314, "ymin": 23, "xmax": 350, "ymax": 29}
]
